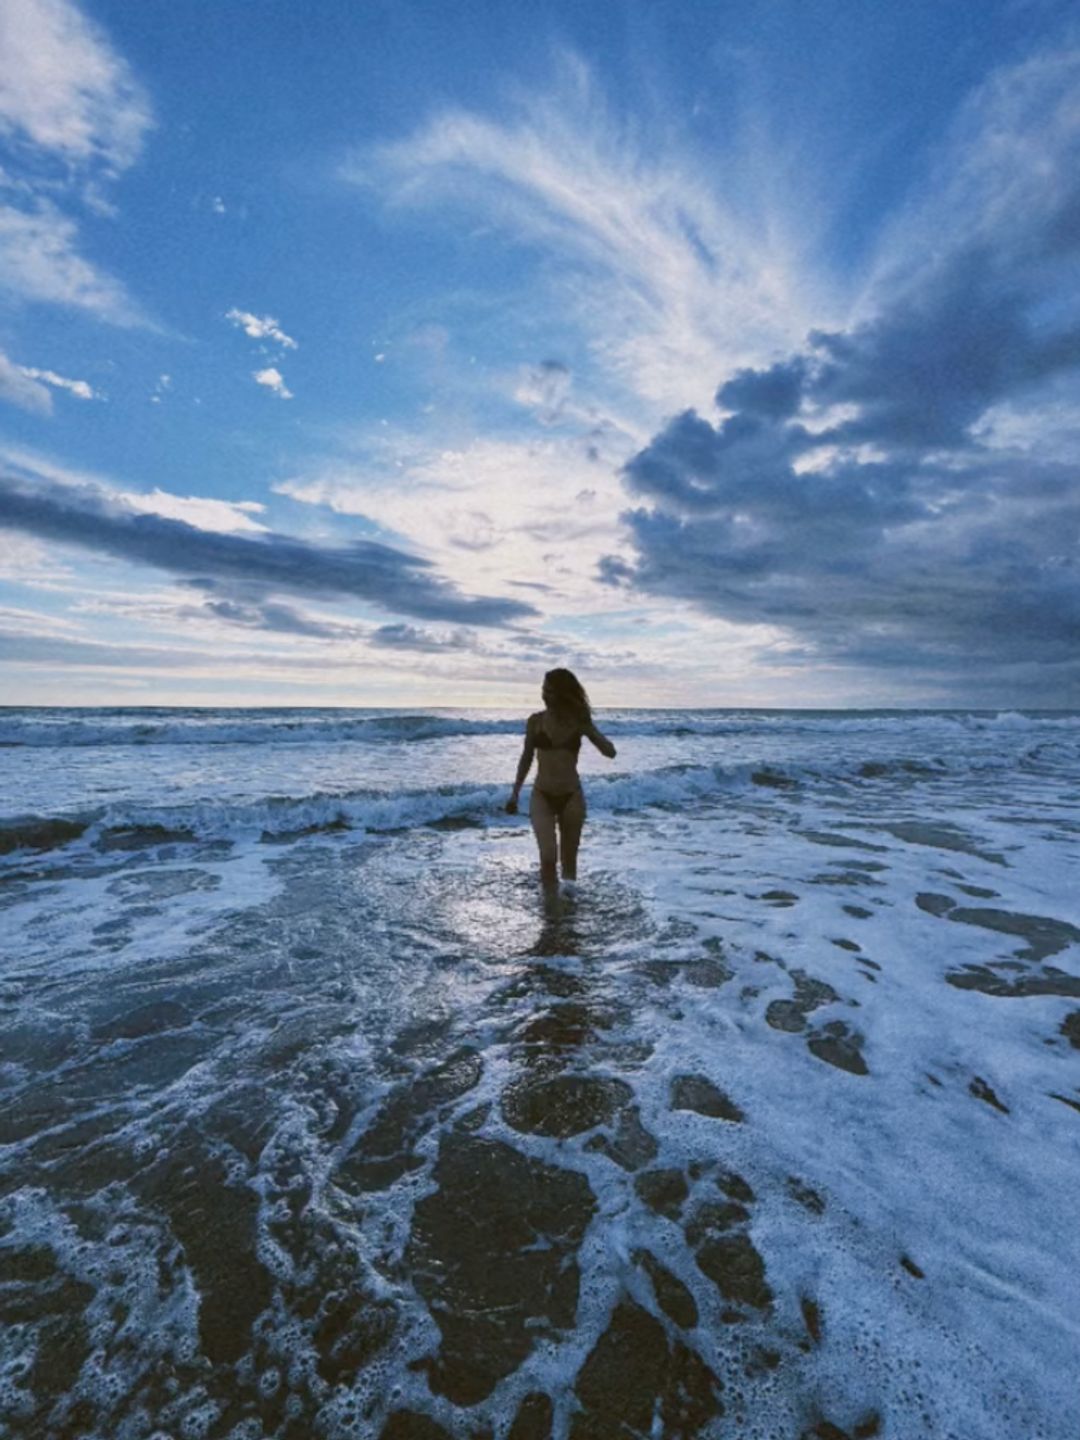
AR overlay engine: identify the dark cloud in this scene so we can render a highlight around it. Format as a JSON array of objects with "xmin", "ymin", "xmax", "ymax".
[
  {"xmin": 606, "ymin": 102, "xmax": 1080, "ymax": 701},
  {"xmin": 369, "ymin": 622, "xmax": 474, "ymax": 652},
  {"xmin": 0, "ymin": 474, "xmax": 535, "ymax": 628},
  {"xmin": 806, "ymin": 253, "xmax": 1080, "ymax": 450},
  {"xmin": 179, "ymin": 582, "xmax": 361, "ymax": 639},
  {"xmin": 716, "ymin": 357, "xmax": 807, "ymax": 420},
  {"xmin": 518, "ymin": 359, "xmax": 572, "ymax": 425},
  {"xmin": 201, "ymin": 597, "xmax": 341, "ymax": 637}
]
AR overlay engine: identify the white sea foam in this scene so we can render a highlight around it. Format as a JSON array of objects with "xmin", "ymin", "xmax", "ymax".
[
  {"xmin": 3, "ymin": 712, "xmax": 1078, "ymax": 862},
  {"xmin": 1, "ymin": 707, "xmax": 1078, "ymax": 1439},
  {"xmin": 0, "ymin": 755, "xmax": 1004, "ymax": 859}
]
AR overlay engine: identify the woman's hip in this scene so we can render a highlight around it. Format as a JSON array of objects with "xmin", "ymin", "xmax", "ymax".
[{"xmin": 530, "ymin": 785, "xmax": 586, "ymax": 822}]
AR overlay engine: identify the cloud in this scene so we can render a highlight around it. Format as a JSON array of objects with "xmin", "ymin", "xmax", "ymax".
[
  {"xmin": 0, "ymin": 529, "xmax": 73, "ymax": 586},
  {"xmin": 0, "ymin": 628, "xmax": 222, "ymax": 669},
  {"xmin": 253, "ymin": 366, "xmax": 293, "ymax": 399},
  {"xmin": 0, "ymin": 445, "xmax": 270, "ymax": 536},
  {"xmin": 606, "ymin": 45, "xmax": 1080, "ymax": 700},
  {"xmin": 0, "ymin": 348, "xmax": 98, "ymax": 413},
  {"xmin": 227, "ymin": 308, "xmax": 298, "ymax": 349},
  {"xmin": 369, "ymin": 622, "xmax": 474, "ymax": 652},
  {"xmin": 0, "ymin": 602, "xmax": 79, "ymax": 636},
  {"xmin": 351, "ymin": 53, "xmax": 833, "ymax": 417},
  {"xmin": 121, "ymin": 489, "xmax": 267, "ymax": 535},
  {"xmin": 0, "ymin": 200, "xmax": 143, "ymax": 322},
  {"xmin": 0, "ymin": 346, "xmax": 52, "ymax": 413},
  {"xmin": 0, "ymin": 3, "xmax": 150, "ymax": 324},
  {"xmin": 864, "ymin": 45, "xmax": 1080, "ymax": 309},
  {"xmin": 514, "ymin": 359, "xmax": 572, "ymax": 426},
  {"xmin": 276, "ymin": 431, "xmax": 633, "ymax": 615},
  {"xmin": 70, "ymin": 581, "xmax": 365, "ymax": 643},
  {"xmin": 0, "ymin": 465, "xmax": 536, "ymax": 628},
  {"xmin": 0, "ymin": 0, "xmax": 152, "ymax": 174},
  {"xmin": 19, "ymin": 364, "xmax": 97, "ymax": 400},
  {"xmin": 228, "ymin": 309, "xmax": 299, "ymax": 398},
  {"xmin": 0, "ymin": 622, "xmax": 355, "ymax": 674},
  {"xmin": 187, "ymin": 588, "xmax": 358, "ymax": 639}
]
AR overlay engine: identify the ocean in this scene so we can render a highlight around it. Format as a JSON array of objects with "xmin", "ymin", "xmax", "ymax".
[{"xmin": 1, "ymin": 706, "xmax": 1078, "ymax": 1439}]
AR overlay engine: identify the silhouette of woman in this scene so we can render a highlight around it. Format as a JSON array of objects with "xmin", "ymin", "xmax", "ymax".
[{"xmin": 505, "ymin": 668, "xmax": 617, "ymax": 887}]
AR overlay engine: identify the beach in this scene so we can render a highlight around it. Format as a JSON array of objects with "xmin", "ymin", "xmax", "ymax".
[{"xmin": 1, "ymin": 707, "xmax": 1079, "ymax": 1438}]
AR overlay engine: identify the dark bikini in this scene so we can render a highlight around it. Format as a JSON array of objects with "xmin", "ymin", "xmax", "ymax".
[{"xmin": 533, "ymin": 722, "xmax": 582, "ymax": 817}]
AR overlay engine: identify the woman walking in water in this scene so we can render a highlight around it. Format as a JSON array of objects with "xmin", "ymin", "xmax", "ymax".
[{"xmin": 505, "ymin": 669, "xmax": 617, "ymax": 888}]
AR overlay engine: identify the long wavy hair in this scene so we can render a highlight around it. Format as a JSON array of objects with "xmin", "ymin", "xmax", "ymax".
[{"xmin": 542, "ymin": 668, "xmax": 592, "ymax": 726}]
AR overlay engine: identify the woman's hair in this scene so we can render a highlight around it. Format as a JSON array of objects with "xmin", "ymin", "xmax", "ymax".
[{"xmin": 542, "ymin": 668, "xmax": 592, "ymax": 725}]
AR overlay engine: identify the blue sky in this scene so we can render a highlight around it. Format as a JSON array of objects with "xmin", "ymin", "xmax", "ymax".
[{"xmin": 1, "ymin": 0, "xmax": 1078, "ymax": 707}]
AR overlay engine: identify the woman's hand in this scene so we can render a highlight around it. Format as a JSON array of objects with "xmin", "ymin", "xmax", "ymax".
[{"xmin": 505, "ymin": 794, "xmax": 519, "ymax": 814}]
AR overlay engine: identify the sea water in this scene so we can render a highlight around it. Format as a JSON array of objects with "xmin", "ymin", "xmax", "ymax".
[{"xmin": 1, "ymin": 707, "xmax": 1078, "ymax": 1439}]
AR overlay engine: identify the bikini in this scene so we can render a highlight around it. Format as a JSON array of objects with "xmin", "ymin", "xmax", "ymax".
[{"xmin": 533, "ymin": 722, "xmax": 583, "ymax": 818}]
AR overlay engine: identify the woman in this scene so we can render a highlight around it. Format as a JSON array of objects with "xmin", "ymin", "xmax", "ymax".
[{"xmin": 505, "ymin": 668, "xmax": 617, "ymax": 887}]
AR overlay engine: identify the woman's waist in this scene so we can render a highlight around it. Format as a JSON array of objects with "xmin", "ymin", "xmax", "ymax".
[{"xmin": 533, "ymin": 757, "xmax": 581, "ymax": 792}]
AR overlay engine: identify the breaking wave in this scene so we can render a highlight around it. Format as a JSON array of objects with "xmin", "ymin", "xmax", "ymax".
[
  {"xmin": 0, "ymin": 743, "xmax": 1062, "ymax": 860},
  {"xmin": 1, "ymin": 707, "xmax": 1077, "ymax": 749}
]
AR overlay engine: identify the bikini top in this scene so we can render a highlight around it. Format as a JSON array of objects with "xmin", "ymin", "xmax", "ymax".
[{"xmin": 532, "ymin": 717, "xmax": 582, "ymax": 754}]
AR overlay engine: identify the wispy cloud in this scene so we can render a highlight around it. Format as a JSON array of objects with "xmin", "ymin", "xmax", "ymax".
[
  {"xmin": 0, "ymin": 623, "xmax": 360, "ymax": 675},
  {"xmin": 0, "ymin": 345, "xmax": 52, "ymax": 413},
  {"xmin": 0, "ymin": 0, "xmax": 150, "ymax": 323},
  {"xmin": 19, "ymin": 364, "xmax": 97, "ymax": 400},
  {"xmin": 513, "ymin": 359, "xmax": 573, "ymax": 427},
  {"xmin": 0, "ymin": 529, "xmax": 73, "ymax": 586},
  {"xmin": 350, "ymin": 53, "xmax": 835, "ymax": 417},
  {"xmin": 277, "ymin": 430, "xmax": 632, "ymax": 615},
  {"xmin": 0, "ymin": 347, "xmax": 97, "ymax": 415},
  {"xmin": 0, "ymin": 201, "xmax": 144, "ymax": 322},
  {"xmin": 0, "ymin": 0, "xmax": 151, "ymax": 174}
]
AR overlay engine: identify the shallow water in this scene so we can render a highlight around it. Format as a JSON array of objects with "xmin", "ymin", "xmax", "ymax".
[{"xmin": 1, "ymin": 708, "xmax": 1079, "ymax": 1438}]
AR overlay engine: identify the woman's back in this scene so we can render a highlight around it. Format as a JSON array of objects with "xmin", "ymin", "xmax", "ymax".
[{"xmin": 530, "ymin": 709, "xmax": 581, "ymax": 794}]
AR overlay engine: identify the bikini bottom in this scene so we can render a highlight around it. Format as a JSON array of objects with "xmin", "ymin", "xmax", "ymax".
[{"xmin": 534, "ymin": 787, "xmax": 581, "ymax": 818}]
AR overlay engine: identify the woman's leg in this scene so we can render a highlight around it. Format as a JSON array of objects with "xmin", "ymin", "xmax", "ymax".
[
  {"xmin": 557, "ymin": 789, "xmax": 586, "ymax": 881},
  {"xmin": 529, "ymin": 788, "xmax": 559, "ymax": 888}
]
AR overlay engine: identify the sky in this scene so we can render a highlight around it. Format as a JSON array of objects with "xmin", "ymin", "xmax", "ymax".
[{"xmin": 1, "ymin": 0, "xmax": 1078, "ymax": 709}]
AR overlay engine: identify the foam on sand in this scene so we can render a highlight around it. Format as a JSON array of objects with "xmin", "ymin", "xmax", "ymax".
[{"xmin": 1, "ymin": 708, "xmax": 1077, "ymax": 1437}]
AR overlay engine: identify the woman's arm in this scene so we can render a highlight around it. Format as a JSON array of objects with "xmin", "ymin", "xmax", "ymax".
[
  {"xmin": 506, "ymin": 717, "xmax": 536, "ymax": 812},
  {"xmin": 584, "ymin": 720, "xmax": 617, "ymax": 759}
]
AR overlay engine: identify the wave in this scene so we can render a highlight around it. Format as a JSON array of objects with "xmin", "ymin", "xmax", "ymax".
[
  {"xmin": 2, "ymin": 707, "xmax": 1078, "ymax": 749},
  {"xmin": 0, "ymin": 712, "xmax": 524, "ymax": 749},
  {"xmin": 0, "ymin": 745, "xmax": 1056, "ymax": 861}
]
